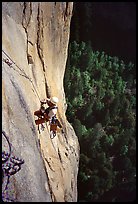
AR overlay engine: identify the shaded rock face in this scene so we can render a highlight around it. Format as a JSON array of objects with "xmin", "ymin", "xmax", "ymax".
[{"xmin": 2, "ymin": 2, "xmax": 79, "ymax": 202}]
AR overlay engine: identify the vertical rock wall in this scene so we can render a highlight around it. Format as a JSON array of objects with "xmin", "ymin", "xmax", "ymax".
[{"xmin": 2, "ymin": 2, "xmax": 79, "ymax": 202}]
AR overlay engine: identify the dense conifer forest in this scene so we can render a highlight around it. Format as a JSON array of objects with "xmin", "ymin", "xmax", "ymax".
[{"xmin": 64, "ymin": 2, "xmax": 136, "ymax": 202}]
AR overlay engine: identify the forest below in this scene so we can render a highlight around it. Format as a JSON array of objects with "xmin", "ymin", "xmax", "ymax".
[{"xmin": 64, "ymin": 2, "xmax": 136, "ymax": 202}]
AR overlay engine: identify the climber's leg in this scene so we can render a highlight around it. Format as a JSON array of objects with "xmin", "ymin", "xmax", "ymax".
[
  {"xmin": 50, "ymin": 130, "xmax": 56, "ymax": 139},
  {"xmin": 34, "ymin": 110, "xmax": 42, "ymax": 118},
  {"xmin": 35, "ymin": 118, "xmax": 46, "ymax": 125},
  {"xmin": 43, "ymin": 113, "xmax": 50, "ymax": 121}
]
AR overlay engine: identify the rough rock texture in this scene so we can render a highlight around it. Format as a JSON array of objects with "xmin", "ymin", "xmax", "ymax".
[{"xmin": 2, "ymin": 2, "xmax": 79, "ymax": 202}]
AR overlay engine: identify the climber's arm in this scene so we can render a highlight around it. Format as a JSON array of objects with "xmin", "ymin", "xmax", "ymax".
[{"xmin": 40, "ymin": 98, "xmax": 50, "ymax": 104}]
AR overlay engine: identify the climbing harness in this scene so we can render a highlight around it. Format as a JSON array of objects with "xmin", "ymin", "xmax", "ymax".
[{"xmin": 2, "ymin": 131, "xmax": 24, "ymax": 202}]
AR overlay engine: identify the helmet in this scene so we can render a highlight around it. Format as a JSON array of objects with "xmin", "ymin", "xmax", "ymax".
[{"xmin": 50, "ymin": 96, "xmax": 59, "ymax": 105}]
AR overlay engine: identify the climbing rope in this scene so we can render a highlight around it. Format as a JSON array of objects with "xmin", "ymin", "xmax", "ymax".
[
  {"xmin": 2, "ymin": 50, "xmax": 63, "ymax": 136},
  {"xmin": 2, "ymin": 49, "xmax": 41, "ymax": 101},
  {"xmin": 2, "ymin": 131, "xmax": 24, "ymax": 202},
  {"xmin": 2, "ymin": 131, "xmax": 12, "ymax": 164}
]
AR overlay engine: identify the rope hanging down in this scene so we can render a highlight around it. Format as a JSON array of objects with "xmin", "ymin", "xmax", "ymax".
[
  {"xmin": 2, "ymin": 131, "xmax": 24, "ymax": 202},
  {"xmin": 2, "ymin": 49, "xmax": 41, "ymax": 101}
]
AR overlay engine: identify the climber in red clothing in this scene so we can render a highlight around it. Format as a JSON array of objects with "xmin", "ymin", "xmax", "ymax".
[
  {"xmin": 34, "ymin": 96, "xmax": 59, "ymax": 125},
  {"xmin": 34, "ymin": 96, "xmax": 62, "ymax": 136}
]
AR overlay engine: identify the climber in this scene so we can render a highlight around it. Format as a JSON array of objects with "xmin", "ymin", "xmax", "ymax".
[
  {"xmin": 3, "ymin": 58, "xmax": 12, "ymax": 67},
  {"xmin": 49, "ymin": 115, "xmax": 62, "ymax": 138},
  {"xmin": 34, "ymin": 96, "xmax": 60, "ymax": 126},
  {"xmin": 34, "ymin": 96, "xmax": 62, "ymax": 135}
]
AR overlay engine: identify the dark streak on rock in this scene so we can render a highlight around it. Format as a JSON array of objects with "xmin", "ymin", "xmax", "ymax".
[{"xmin": 37, "ymin": 3, "xmax": 51, "ymax": 98}]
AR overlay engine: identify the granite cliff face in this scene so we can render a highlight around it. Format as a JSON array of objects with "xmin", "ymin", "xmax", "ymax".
[{"xmin": 2, "ymin": 2, "xmax": 79, "ymax": 202}]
